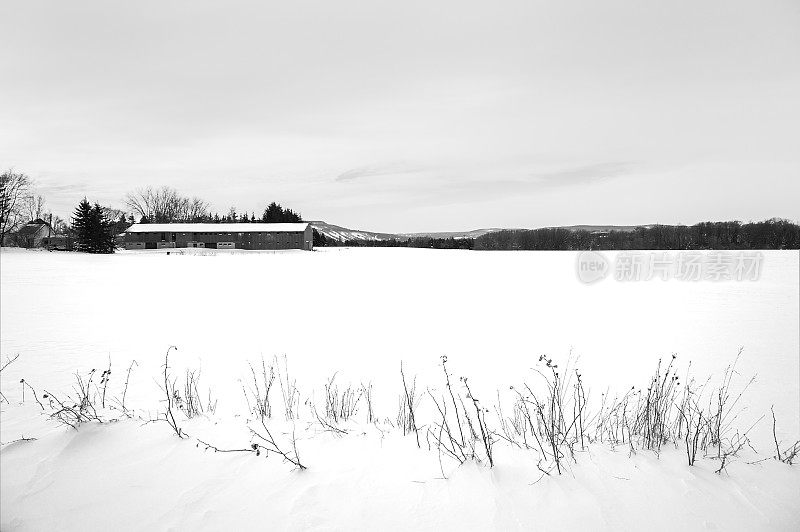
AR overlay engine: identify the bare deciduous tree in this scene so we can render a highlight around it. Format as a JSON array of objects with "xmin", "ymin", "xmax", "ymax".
[
  {"xmin": 0, "ymin": 170, "xmax": 32, "ymax": 244},
  {"xmin": 44, "ymin": 213, "xmax": 68, "ymax": 235},
  {"xmin": 24, "ymin": 194, "xmax": 46, "ymax": 222},
  {"xmin": 125, "ymin": 186, "xmax": 209, "ymax": 223},
  {"xmin": 102, "ymin": 206, "xmax": 127, "ymax": 221},
  {"xmin": 186, "ymin": 197, "xmax": 210, "ymax": 221}
]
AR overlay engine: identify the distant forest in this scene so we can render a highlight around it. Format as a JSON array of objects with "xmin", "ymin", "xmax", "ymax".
[
  {"xmin": 315, "ymin": 219, "xmax": 800, "ymax": 250},
  {"xmin": 313, "ymin": 231, "xmax": 474, "ymax": 249},
  {"xmin": 474, "ymin": 219, "xmax": 799, "ymax": 250}
]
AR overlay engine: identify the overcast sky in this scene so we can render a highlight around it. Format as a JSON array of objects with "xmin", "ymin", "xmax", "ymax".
[{"xmin": 1, "ymin": 0, "xmax": 798, "ymax": 232}]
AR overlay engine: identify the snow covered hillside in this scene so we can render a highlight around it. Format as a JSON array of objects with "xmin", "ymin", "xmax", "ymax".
[
  {"xmin": 308, "ymin": 221, "xmax": 397, "ymax": 242},
  {"xmin": 1, "ymin": 247, "xmax": 799, "ymax": 530}
]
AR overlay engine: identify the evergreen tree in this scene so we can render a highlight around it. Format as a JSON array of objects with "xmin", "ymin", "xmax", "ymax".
[
  {"xmin": 261, "ymin": 202, "xmax": 303, "ymax": 223},
  {"xmin": 262, "ymin": 202, "xmax": 283, "ymax": 222},
  {"xmin": 313, "ymin": 228, "xmax": 328, "ymax": 247},
  {"xmin": 71, "ymin": 199, "xmax": 116, "ymax": 253},
  {"xmin": 87, "ymin": 204, "xmax": 101, "ymax": 253},
  {"xmin": 92, "ymin": 203, "xmax": 116, "ymax": 253},
  {"xmin": 71, "ymin": 198, "xmax": 92, "ymax": 252},
  {"xmin": 283, "ymin": 207, "xmax": 302, "ymax": 222}
]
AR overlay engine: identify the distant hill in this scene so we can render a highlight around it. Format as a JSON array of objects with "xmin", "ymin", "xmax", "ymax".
[
  {"xmin": 308, "ymin": 221, "xmax": 397, "ymax": 242},
  {"xmin": 310, "ymin": 221, "xmax": 654, "ymax": 242},
  {"xmin": 551, "ymin": 224, "xmax": 653, "ymax": 233},
  {"xmin": 397, "ymin": 228, "xmax": 504, "ymax": 239}
]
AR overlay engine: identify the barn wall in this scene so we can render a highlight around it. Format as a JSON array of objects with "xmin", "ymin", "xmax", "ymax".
[{"xmin": 125, "ymin": 229, "xmax": 309, "ymax": 250}]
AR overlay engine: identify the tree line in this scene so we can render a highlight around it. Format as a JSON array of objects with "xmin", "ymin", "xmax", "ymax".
[
  {"xmin": 312, "ymin": 219, "xmax": 800, "ymax": 251},
  {"xmin": 125, "ymin": 187, "xmax": 302, "ymax": 224},
  {"xmin": 473, "ymin": 219, "xmax": 800, "ymax": 250}
]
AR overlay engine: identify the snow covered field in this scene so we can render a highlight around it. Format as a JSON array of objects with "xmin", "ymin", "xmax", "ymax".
[{"xmin": 1, "ymin": 247, "xmax": 799, "ymax": 530}]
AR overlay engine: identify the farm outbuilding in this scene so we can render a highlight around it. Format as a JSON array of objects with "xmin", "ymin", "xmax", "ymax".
[
  {"xmin": 12, "ymin": 219, "xmax": 53, "ymax": 248},
  {"xmin": 123, "ymin": 223, "xmax": 313, "ymax": 250}
]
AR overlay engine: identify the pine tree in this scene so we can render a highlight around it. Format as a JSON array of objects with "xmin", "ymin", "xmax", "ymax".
[
  {"xmin": 313, "ymin": 228, "xmax": 327, "ymax": 247},
  {"xmin": 71, "ymin": 199, "xmax": 115, "ymax": 253},
  {"xmin": 87, "ymin": 204, "xmax": 100, "ymax": 252},
  {"xmin": 92, "ymin": 203, "xmax": 115, "ymax": 253},
  {"xmin": 72, "ymin": 198, "xmax": 93, "ymax": 252},
  {"xmin": 284, "ymin": 208, "xmax": 302, "ymax": 222},
  {"xmin": 263, "ymin": 202, "xmax": 283, "ymax": 222}
]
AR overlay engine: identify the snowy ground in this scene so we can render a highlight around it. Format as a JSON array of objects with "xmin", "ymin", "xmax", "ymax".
[{"xmin": 1, "ymin": 247, "xmax": 799, "ymax": 530}]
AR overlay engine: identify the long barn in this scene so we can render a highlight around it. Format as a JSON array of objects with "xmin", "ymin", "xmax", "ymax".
[{"xmin": 123, "ymin": 223, "xmax": 313, "ymax": 250}]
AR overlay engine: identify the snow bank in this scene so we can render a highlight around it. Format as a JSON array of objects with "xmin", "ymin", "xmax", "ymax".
[{"xmin": 2, "ymin": 403, "xmax": 798, "ymax": 531}]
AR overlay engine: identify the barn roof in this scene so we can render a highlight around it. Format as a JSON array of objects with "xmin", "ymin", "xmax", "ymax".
[
  {"xmin": 124, "ymin": 222, "xmax": 310, "ymax": 233},
  {"xmin": 17, "ymin": 220, "xmax": 52, "ymax": 236}
]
